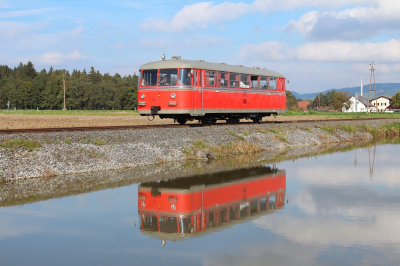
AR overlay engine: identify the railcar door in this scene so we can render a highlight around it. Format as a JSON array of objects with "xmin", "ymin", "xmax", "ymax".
[
  {"xmin": 192, "ymin": 69, "xmax": 203, "ymax": 116},
  {"xmin": 281, "ymin": 79, "xmax": 286, "ymax": 110}
]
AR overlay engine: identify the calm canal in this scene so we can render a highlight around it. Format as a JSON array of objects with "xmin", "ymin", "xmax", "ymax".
[{"xmin": 0, "ymin": 140, "xmax": 399, "ymax": 265}]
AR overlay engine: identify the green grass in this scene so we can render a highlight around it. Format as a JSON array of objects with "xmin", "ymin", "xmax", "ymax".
[
  {"xmin": 0, "ymin": 138, "xmax": 42, "ymax": 151},
  {"xmin": 94, "ymin": 138, "xmax": 107, "ymax": 145},
  {"xmin": 283, "ymin": 110, "xmax": 400, "ymax": 119},
  {"xmin": 318, "ymin": 125, "xmax": 335, "ymax": 134},
  {"xmin": 300, "ymin": 126, "xmax": 314, "ymax": 133},
  {"xmin": 276, "ymin": 133, "xmax": 289, "ymax": 143},
  {"xmin": 380, "ymin": 122, "xmax": 400, "ymax": 131},
  {"xmin": 192, "ymin": 139, "xmax": 208, "ymax": 149},
  {"xmin": 357, "ymin": 124, "xmax": 378, "ymax": 136},
  {"xmin": 0, "ymin": 110, "xmax": 139, "ymax": 116},
  {"xmin": 229, "ymin": 131, "xmax": 245, "ymax": 141},
  {"xmin": 339, "ymin": 125, "xmax": 358, "ymax": 133},
  {"xmin": 64, "ymin": 138, "xmax": 72, "ymax": 145}
]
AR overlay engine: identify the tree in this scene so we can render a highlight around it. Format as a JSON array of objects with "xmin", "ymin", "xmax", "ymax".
[
  {"xmin": 307, "ymin": 99, "xmax": 315, "ymax": 111},
  {"xmin": 286, "ymin": 90, "xmax": 299, "ymax": 111},
  {"xmin": 332, "ymin": 91, "xmax": 351, "ymax": 111},
  {"xmin": 0, "ymin": 61, "xmax": 139, "ymax": 110},
  {"xmin": 392, "ymin": 92, "xmax": 400, "ymax": 107}
]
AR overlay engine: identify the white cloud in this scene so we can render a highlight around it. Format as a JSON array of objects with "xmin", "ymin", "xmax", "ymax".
[
  {"xmin": 140, "ymin": 0, "xmax": 379, "ymax": 33},
  {"xmin": 141, "ymin": 2, "xmax": 250, "ymax": 32},
  {"xmin": 286, "ymin": 0, "xmax": 400, "ymax": 40},
  {"xmin": 238, "ymin": 39, "xmax": 400, "ymax": 62},
  {"xmin": 251, "ymin": 0, "xmax": 376, "ymax": 11},
  {"xmin": 39, "ymin": 51, "xmax": 87, "ymax": 65}
]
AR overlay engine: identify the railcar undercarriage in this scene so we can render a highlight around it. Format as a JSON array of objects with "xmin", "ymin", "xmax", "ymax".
[{"xmin": 156, "ymin": 113, "xmax": 278, "ymax": 125}]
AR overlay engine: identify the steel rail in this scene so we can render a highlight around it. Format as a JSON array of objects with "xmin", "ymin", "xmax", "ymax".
[{"xmin": 0, "ymin": 117, "xmax": 398, "ymax": 135}]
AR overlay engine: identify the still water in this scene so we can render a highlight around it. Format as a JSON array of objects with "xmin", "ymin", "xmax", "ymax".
[{"xmin": 0, "ymin": 141, "xmax": 399, "ymax": 265}]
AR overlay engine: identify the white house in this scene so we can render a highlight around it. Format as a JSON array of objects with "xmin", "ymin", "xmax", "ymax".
[
  {"xmin": 369, "ymin": 96, "xmax": 392, "ymax": 112},
  {"xmin": 342, "ymin": 95, "xmax": 372, "ymax": 113}
]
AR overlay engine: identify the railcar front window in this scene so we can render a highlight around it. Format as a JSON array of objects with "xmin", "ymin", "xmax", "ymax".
[
  {"xmin": 240, "ymin": 74, "xmax": 249, "ymax": 88},
  {"xmin": 218, "ymin": 72, "xmax": 229, "ymax": 87},
  {"xmin": 205, "ymin": 70, "xmax": 216, "ymax": 86},
  {"xmin": 269, "ymin": 77, "xmax": 277, "ymax": 90},
  {"xmin": 251, "ymin": 75, "xmax": 259, "ymax": 89},
  {"xmin": 141, "ymin": 70, "xmax": 158, "ymax": 86},
  {"xmin": 158, "ymin": 69, "xmax": 178, "ymax": 86},
  {"xmin": 260, "ymin": 76, "xmax": 269, "ymax": 90},
  {"xmin": 229, "ymin": 73, "xmax": 239, "ymax": 88},
  {"xmin": 178, "ymin": 69, "xmax": 191, "ymax": 85}
]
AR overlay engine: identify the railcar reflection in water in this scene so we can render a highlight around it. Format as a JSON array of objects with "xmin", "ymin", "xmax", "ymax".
[{"xmin": 138, "ymin": 166, "xmax": 285, "ymax": 241}]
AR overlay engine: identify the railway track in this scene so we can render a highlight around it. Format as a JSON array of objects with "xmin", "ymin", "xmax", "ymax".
[{"xmin": 0, "ymin": 117, "xmax": 398, "ymax": 135}]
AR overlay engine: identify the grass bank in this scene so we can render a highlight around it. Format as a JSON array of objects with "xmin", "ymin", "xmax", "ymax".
[{"xmin": 184, "ymin": 121, "xmax": 400, "ymax": 160}]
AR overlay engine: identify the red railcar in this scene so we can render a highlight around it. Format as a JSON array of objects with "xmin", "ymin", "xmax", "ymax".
[
  {"xmin": 138, "ymin": 166, "xmax": 286, "ymax": 241},
  {"xmin": 137, "ymin": 58, "xmax": 286, "ymax": 124}
]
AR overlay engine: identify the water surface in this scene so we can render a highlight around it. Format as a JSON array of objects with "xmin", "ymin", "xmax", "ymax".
[{"xmin": 0, "ymin": 141, "xmax": 399, "ymax": 265}]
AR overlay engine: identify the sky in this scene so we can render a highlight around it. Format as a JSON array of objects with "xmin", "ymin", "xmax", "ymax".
[{"xmin": 1, "ymin": 0, "xmax": 400, "ymax": 93}]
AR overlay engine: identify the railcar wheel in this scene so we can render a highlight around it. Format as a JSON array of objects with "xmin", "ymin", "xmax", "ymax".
[
  {"xmin": 251, "ymin": 118, "xmax": 260, "ymax": 123},
  {"xmin": 177, "ymin": 119, "xmax": 187, "ymax": 125}
]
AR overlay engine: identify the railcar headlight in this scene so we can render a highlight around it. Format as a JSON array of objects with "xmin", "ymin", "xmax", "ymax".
[
  {"xmin": 141, "ymin": 94, "xmax": 145, "ymax": 99},
  {"xmin": 171, "ymin": 204, "xmax": 176, "ymax": 210},
  {"xmin": 141, "ymin": 201, "xmax": 145, "ymax": 207},
  {"xmin": 171, "ymin": 93, "xmax": 176, "ymax": 99}
]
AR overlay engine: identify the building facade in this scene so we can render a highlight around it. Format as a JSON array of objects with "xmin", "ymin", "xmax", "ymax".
[{"xmin": 369, "ymin": 96, "xmax": 392, "ymax": 112}]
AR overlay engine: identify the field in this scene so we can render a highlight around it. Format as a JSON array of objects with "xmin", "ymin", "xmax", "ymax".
[{"xmin": 1, "ymin": 110, "xmax": 399, "ymax": 129}]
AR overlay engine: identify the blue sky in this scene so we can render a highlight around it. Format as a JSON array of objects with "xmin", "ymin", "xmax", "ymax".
[{"xmin": 1, "ymin": 0, "xmax": 400, "ymax": 93}]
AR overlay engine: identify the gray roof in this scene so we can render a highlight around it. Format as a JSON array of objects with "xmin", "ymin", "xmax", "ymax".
[
  {"xmin": 352, "ymin": 95, "xmax": 372, "ymax": 107},
  {"xmin": 370, "ymin": 95, "xmax": 392, "ymax": 101},
  {"xmin": 139, "ymin": 59, "xmax": 285, "ymax": 78}
]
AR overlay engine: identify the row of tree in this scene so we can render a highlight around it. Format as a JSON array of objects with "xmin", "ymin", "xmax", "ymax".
[
  {"xmin": 0, "ymin": 62, "xmax": 138, "ymax": 110},
  {"xmin": 307, "ymin": 91, "xmax": 351, "ymax": 111}
]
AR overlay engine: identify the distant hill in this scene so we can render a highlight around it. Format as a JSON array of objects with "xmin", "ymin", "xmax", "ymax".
[{"xmin": 292, "ymin": 83, "xmax": 400, "ymax": 100}]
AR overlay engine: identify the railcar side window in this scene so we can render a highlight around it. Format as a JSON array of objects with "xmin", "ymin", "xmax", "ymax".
[
  {"xmin": 260, "ymin": 76, "xmax": 269, "ymax": 90},
  {"xmin": 205, "ymin": 70, "xmax": 216, "ymax": 86},
  {"xmin": 141, "ymin": 70, "xmax": 158, "ymax": 86},
  {"xmin": 229, "ymin": 73, "xmax": 239, "ymax": 88},
  {"xmin": 251, "ymin": 75, "xmax": 259, "ymax": 89},
  {"xmin": 240, "ymin": 74, "xmax": 249, "ymax": 88},
  {"xmin": 269, "ymin": 77, "xmax": 277, "ymax": 90},
  {"xmin": 218, "ymin": 72, "xmax": 229, "ymax": 87},
  {"xmin": 179, "ymin": 69, "xmax": 192, "ymax": 85},
  {"xmin": 158, "ymin": 69, "xmax": 178, "ymax": 86}
]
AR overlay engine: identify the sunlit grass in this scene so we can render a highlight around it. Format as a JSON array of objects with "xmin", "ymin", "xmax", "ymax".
[
  {"xmin": 283, "ymin": 110, "xmax": 400, "ymax": 118},
  {"xmin": 0, "ymin": 110, "xmax": 139, "ymax": 116},
  {"xmin": 0, "ymin": 138, "xmax": 42, "ymax": 151}
]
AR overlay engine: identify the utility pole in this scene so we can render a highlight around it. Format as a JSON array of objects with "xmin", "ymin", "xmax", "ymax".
[
  {"xmin": 367, "ymin": 63, "xmax": 377, "ymax": 114},
  {"xmin": 63, "ymin": 73, "xmax": 66, "ymax": 110}
]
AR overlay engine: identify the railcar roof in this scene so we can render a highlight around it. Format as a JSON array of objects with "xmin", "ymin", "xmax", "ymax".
[{"xmin": 139, "ymin": 59, "xmax": 285, "ymax": 78}]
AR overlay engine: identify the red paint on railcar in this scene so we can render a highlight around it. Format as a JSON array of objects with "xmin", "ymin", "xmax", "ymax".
[{"xmin": 138, "ymin": 60, "xmax": 286, "ymax": 123}]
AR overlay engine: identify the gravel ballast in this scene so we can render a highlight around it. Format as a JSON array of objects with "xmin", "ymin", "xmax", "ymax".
[{"xmin": 0, "ymin": 119, "xmax": 399, "ymax": 181}]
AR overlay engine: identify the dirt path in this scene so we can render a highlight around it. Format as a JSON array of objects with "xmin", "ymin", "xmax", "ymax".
[{"xmin": 0, "ymin": 114, "xmax": 352, "ymax": 129}]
